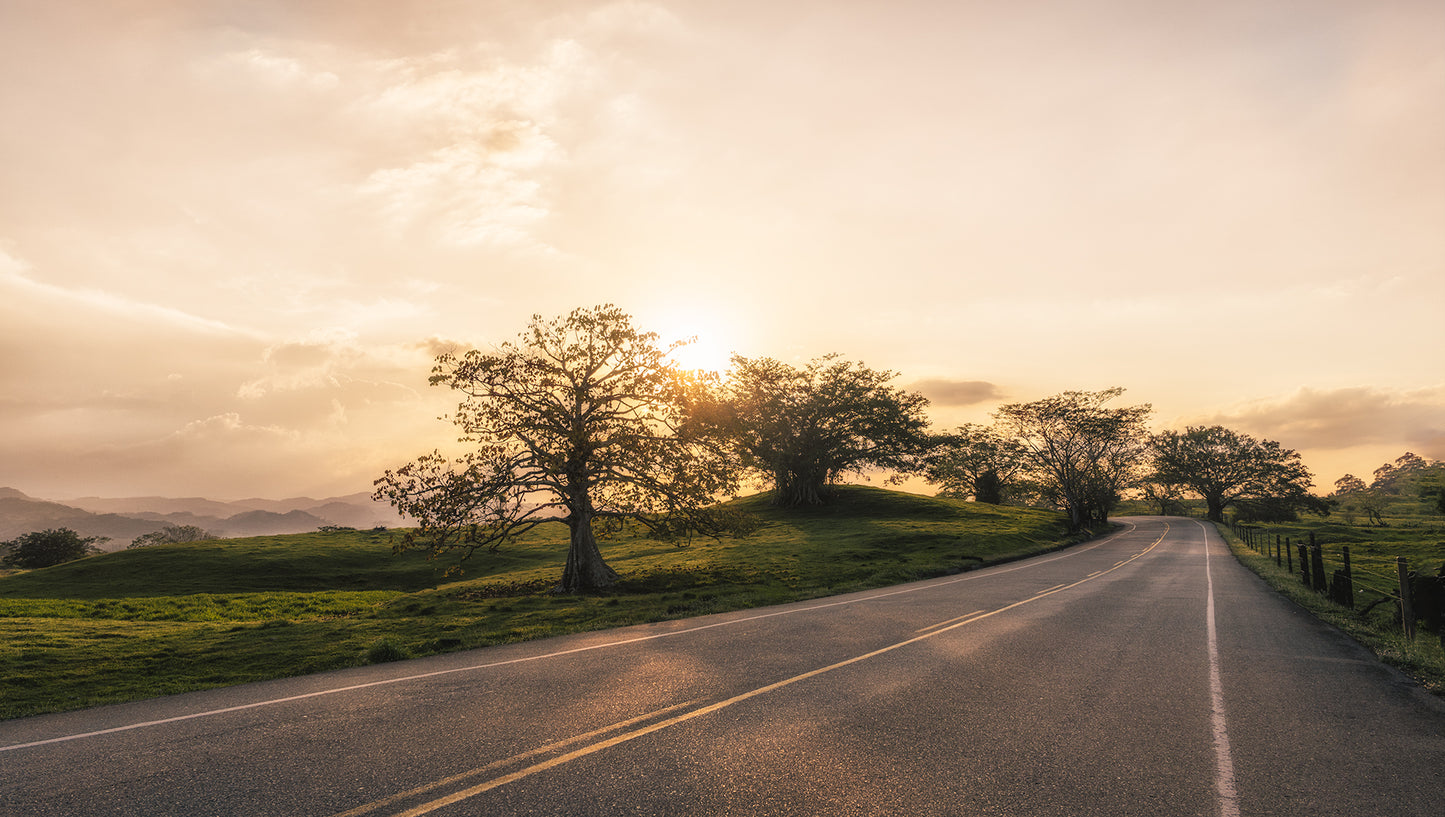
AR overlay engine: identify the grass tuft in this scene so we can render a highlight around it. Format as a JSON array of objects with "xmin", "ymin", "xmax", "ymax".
[{"xmin": 364, "ymin": 639, "xmax": 411, "ymax": 664}]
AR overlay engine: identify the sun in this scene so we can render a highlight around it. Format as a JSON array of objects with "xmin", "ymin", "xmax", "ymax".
[
  {"xmin": 669, "ymin": 334, "xmax": 734, "ymax": 373},
  {"xmin": 653, "ymin": 310, "xmax": 739, "ymax": 374}
]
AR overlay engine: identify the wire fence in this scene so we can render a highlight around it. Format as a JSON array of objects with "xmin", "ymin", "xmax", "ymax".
[{"xmin": 1230, "ymin": 522, "xmax": 1445, "ymax": 647}]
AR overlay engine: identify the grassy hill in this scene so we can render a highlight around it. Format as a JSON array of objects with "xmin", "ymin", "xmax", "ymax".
[{"xmin": 0, "ymin": 487, "xmax": 1076, "ymax": 719}]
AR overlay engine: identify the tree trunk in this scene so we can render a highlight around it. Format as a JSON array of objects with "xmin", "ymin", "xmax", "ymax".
[
  {"xmin": 975, "ymin": 469, "xmax": 1003, "ymax": 504},
  {"xmin": 1206, "ymin": 495, "xmax": 1225, "ymax": 523},
  {"xmin": 556, "ymin": 512, "xmax": 619, "ymax": 593},
  {"xmin": 773, "ymin": 469, "xmax": 828, "ymax": 507},
  {"xmin": 1065, "ymin": 501, "xmax": 1086, "ymax": 532}
]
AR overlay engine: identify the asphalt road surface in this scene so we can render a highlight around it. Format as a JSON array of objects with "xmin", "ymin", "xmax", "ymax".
[{"xmin": 3, "ymin": 518, "xmax": 1444, "ymax": 816}]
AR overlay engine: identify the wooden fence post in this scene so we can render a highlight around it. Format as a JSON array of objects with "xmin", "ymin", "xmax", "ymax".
[
  {"xmin": 1286, "ymin": 536, "xmax": 1293, "ymax": 574},
  {"xmin": 1336, "ymin": 546, "xmax": 1354, "ymax": 609},
  {"xmin": 1311, "ymin": 544, "xmax": 1327, "ymax": 593},
  {"xmin": 1398, "ymin": 557, "xmax": 1416, "ymax": 641},
  {"xmin": 1299, "ymin": 544, "xmax": 1311, "ymax": 587},
  {"xmin": 1275, "ymin": 534, "xmax": 1282, "ymax": 567}
]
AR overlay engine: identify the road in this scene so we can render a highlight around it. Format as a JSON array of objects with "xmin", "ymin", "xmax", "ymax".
[{"xmin": 3, "ymin": 518, "xmax": 1443, "ymax": 816}]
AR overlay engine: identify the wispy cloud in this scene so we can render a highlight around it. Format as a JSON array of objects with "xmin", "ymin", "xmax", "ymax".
[
  {"xmin": 910, "ymin": 379, "xmax": 1004, "ymax": 407},
  {"xmin": 0, "ymin": 250, "xmax": 254, "ymax": 339}
]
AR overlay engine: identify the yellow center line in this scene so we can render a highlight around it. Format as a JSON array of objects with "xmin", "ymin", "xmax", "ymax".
[
  {"xmin": 915, "ymin": 610, "xmax": 987, "ymax": 633},
  {"xmin": 327, "ymin": 699, "xmax": 704, "ymax": 817},
  {"xmin": 1035, "ymin": 583, "xmax": 1070, "ymax": 595},
  {"xmin": 348, "ymin": 522, "xmax": 1172, "ymax": 817}
]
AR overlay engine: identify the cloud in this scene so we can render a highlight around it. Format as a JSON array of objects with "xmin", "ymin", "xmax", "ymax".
[
  {"xmin": 213, "ymin": 47, "xmax": 342, "ymax": 92},
  {"xmin": 0, "ymin": 249, "xmax": 442, "ymax": 497},
  {"xmin": 413, "ymin": 336, "xmax": 469, "ymax": 358},
  {"xmin": 909, "ymin": 379, "xmax": 1004, "ymax": 407},
  {"xmin": 350, "ymin": 37, "xmax": 608, "ymax": 249},
  {"xmin": 234, "ymin": 332, "xmax": 431, "ymax": 436},
  {"xmin": 1196, "ymin": 386, "xmax": 1445, "ymax": 458},
  {"xmin": 0, "ymin": 253, "xmax": 254, "ymax": 340},
  {"xmin": 1, "ymin": 0, "xmax": 1439, "ymax": 500}
]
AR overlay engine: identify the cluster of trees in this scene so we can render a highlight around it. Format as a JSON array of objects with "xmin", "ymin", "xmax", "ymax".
[
  {"xmin": 926, "ymin": 403, "xmax": 1327, "ymax": 526},
  {"xmin": 2, "ymin": 307, "xmax": 1376, "ymax": 588},
  {"xmin": 1331, "ymin": 453, "xmax": 1445, "ymax": 526},
  {"xmin": 376, "ymin": 305, "xmax": 940, "ymax": 592},
  {"xmin": 378, "ymin": 305, "xmax": 1354, "ymax": 593}
]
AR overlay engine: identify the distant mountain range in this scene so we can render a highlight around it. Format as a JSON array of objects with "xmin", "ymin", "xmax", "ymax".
[{"xmin": 0, "ymin": 487, "xmax": 407, "ymax": 551}]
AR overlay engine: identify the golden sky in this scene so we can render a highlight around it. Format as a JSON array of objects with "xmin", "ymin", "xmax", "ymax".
[{"xmin": 1, "ymin": 0, "xmax": 1441, "ymax": 499}]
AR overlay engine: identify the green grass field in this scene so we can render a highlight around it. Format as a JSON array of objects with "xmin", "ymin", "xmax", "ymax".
[{"xmin": 0, "ymin": 487, "xmax": 1078, "ymax": 720}]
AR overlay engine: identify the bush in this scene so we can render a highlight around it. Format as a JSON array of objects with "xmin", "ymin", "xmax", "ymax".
[{"xmin": 1, "ymin": 528, "xmax": 107, "ymax": 569}]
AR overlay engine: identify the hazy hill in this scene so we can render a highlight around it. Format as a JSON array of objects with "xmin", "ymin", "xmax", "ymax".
[
  {"xmin": 218, "ymin": 509, "xmax": 335, "ymax": 536},
  {"xmin": 1, "ymin": 487, "xmax": 407, "ymax": 549},
  {"xmin": 0, "ymin": 494, "xmax": 164, "ymax": 545},
  {"xmin": 62, "ymin": 495, "xmax": 242, "ymax": 518}
]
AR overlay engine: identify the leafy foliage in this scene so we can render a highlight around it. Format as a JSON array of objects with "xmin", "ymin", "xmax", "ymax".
[
  {"xmin": 709, "ymin": 354, "xmax": 932, "ymax": 507},
  {"xmin": 924, "ymin": 423, "xmax": 1027, "ymax": 504},
  {"xmin": 1, "ymin": 528, "xmax": 107, "ymax": 569},
  {"xmin": 1332, "ymin": 453, "xmax": 1445, "ymax": 525},
  {"xmin": 374, "ymin": 305, "xmax": 742, "ymax": 593},
  {"xmin": 1152, "ymin": 425, "xmax": 1323, "ymax": 523},
  {"xmin": 994, "ymin": 388, "xmax": 1152, "ymax": 530}
]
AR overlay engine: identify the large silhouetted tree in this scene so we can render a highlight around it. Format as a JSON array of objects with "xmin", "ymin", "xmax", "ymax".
[
  {"xmin": 374, "ymin": 305, "xmax": 740, "ymax": 593},
  {"xmin": 994, "ymin": 388, "xmax": 1152, "ymax": 530},
  {"xmin": 714, "ymin": 354, "xmax": 931, "ymax": 507},
  {"xmin": 1151, "ymin": 425, "xmax": 1319, "ymax": 523}
]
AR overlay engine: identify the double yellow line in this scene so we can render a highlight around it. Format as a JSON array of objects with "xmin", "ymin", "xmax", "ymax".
[{"xmin": 327, "ymin": 522, "xmax": 1170, "ymax": 817}]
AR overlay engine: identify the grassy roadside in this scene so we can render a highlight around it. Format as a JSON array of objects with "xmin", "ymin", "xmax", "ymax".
[
  {"xmin": 0, "ymin": 487, "xmax": 1082, "ymax": 720},
  {"xmin": 1216, "ymin": 522, "xmax": 1445, "ymax": 696}
]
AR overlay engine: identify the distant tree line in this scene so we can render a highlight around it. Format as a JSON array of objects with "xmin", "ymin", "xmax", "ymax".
[
  {"xmin": 1328, "ymin": 453, "xmax": 1445, "ymax": 526},
  {"xmin": 0, "ymin": 524, "xmax": 218, "ymax": 571}
]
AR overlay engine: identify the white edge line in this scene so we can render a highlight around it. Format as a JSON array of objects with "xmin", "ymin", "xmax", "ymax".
[{"xmin": 1199, "ymin": 520, "xmax": 1241, "ymax": 817}]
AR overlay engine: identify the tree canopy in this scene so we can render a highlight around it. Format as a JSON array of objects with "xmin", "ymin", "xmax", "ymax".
[
  {"xmin": 374, "ymin": 305, "xmax": 741, "ymax": 593},
  {"xmin": 2, "ymin": 528, "xmax": 107, "ymax": 569},
  {"xmin": 1151, "ymin": 425, "xmax": 1321, "ymax": 523},
  {"xmin": 994, "ymin": 388, "xmax": 1152, "ymax": 530},
  {"xmin": 710, "ymin": 354, "xmax": 931, "ymax": 507},
  {"xmin": 129, "ymin": 524, "xmax": 215, "ymax": 549},
  {"xmin": 924, "ymin": 423, "xmax": 1026, "ymax": 504}
]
